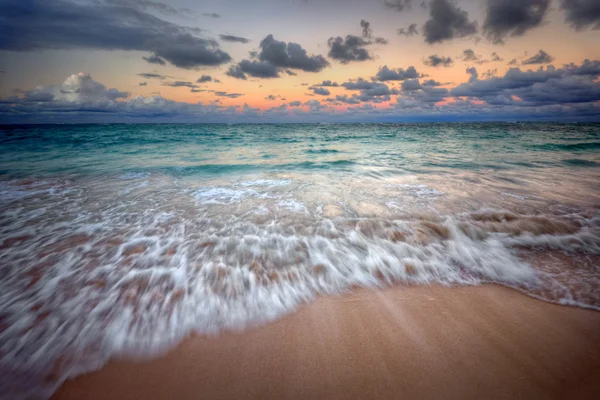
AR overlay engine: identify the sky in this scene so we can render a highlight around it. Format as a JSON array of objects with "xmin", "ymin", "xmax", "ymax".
[{"xmin": 0, "ymin": 0, "xmax": 599, "ymax": 123}]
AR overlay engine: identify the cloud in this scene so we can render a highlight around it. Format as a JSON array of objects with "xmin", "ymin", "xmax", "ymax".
[
  {"xmin": 508, "ymin": 58, "xmax": 518, "ymax": 65},
  {"xmin": 342, "ymin": 78, "xmax": 399, "ymax": 102},
  {"xmin": 466, "ymin": 66, "xmax": 479, "ymax": 82},
  {"xmin": 360, "ymin": 20, "xmax": 389, "ymax": 43},
  {"xmin": 361, "ymin": 20, "xmax": 373, "ymax": 38},
  {"xmin": 238, "ymin": 60, "xmax": 280, "ymax": 78},
  {"xmin": 317, "ymin": 80, "xmax": 340, "ymax": 87},
  {"xmin": 219, "ymin": 34, "xmax": 251, "ymax": 44},
  {"xmin": 522, "ymin": 50, "xmax": 554, "ymax": 65},
  {"xmin": 4, "ymin": 67, "xmax": 600, "ymax": 123},
  {"xmin": 105, "ymin": 0, "xmax": 186, "ymax": 16},
  {"xmin": 265, "ymin": 95, "xmax": 286, "ymax": 101},
  {"xmin": 20, "ymin": 72, "xmax": 129, "ymax": 105},
  {"xmin": 398, "ymin": 24, "xmax": 419, "ymax": 36},
  {"xmin": 0, "ymin": 0, "xmax": 231, "ymax": 69},
  {"xmin": 225, "ymin": 34, "xmax": 330, "ymax": 79},
  {"xmin": 483, "ymin": 0, "xmax": 550, "ymax": 44},
  {"xmin": 258, "ymin": 34, "xmax": 329, "ymax": 72},
  {"xmin": 462, "ymin": 49, "xmax": 479, "ymax": 62},
  {"xmin": 328, "ymin": 19, "xmax": 388, "ymax": 63},
  {"xmin": 491, "ymin": 52, "xmax": 503, "ymax": 62},
  {"xmin": 451, "ymin": 60, "xmax": 600, "ymax": 107},
  {"xmin": 384, "ymin": 0, "xmax": 414, "ymax": 11},
  {"xmin": 203, "ymin": 13, "xmax": 221, "ymax": 18},
  {"xmin": 137, "ymin": 73, "xmax": 168, "ymax": 80},
  {"xmin": 328, "ymin": 35, "xmax": 372, "ymax": 63},
  {"xmin": 482, "ymin": 69, "xmax": 498, "ymax": 79},
  {"xmin": 401, "ymin": 79, "xmax": 423, "ymax": 91},
  {"xmin": 560, "ymin": 0, "xmax": 600, "ymax": 30},
  {"xmin": 139, "ymin": 82, "xmax": 148, "ymax": 86},
  {"xmin": 197, "ymin": 75, "xmax": 213, "ymax": 83},
  {"xmin": 226, "ymin": 65, "xmax": 247, "ymax": 80},
  {"xmin": 423, "ymin": 54, "xmax": 454, "ymax": 67},
  {"xmin": 143, "ymin": 54, "xmax": 167, "ymax": 65},
  {"xmin": 334, "ymin": 95, "xmax": 362, "ymax": 105},
  {"xmin": 213, "ymin": 91, "xmax": 244, "ymax": 98},
  {"xmin": 312, "ymin": 87, "xmax": 331, "ymax": 96},
  {"xmin": 375, "ymin": 65, "xmax": 421, "ymax": 81},
  {"xmin": 163, "ymin": 81, "xmax": 199, "ymax": 89},
  {"xmin": 423, "ymin": 0, "xmax": 478, "ymax": 44}
]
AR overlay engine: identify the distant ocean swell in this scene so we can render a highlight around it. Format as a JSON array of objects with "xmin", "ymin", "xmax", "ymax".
[{"xmin": 0, "ymin": 123, "xmax": 599, "ymax": 399}]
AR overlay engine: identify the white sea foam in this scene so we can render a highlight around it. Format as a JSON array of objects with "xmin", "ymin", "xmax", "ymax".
[
  {"xmin": 276, "ymin": 199, "xmax": 307, "ymax": 213},
  {"xmin": 239, "ymin": 179, "xmax": 291, "ymax": 187},
  {"xmin": 194, "ymin": 187, "xmax": 262, "ymax": 204},
  {"xmin": 0, "ymin": 176, "xmax": 599, "ymax": 399}
]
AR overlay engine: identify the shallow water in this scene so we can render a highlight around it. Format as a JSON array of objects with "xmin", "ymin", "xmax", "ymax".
[{"xmin": 1, "ymin": 123, "xmax": 599, "ymax": 399}]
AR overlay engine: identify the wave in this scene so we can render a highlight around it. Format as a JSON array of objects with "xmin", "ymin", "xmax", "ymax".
[{"xmin": 0, "ymin": 177, "xmax": 599, "ymax": 399}]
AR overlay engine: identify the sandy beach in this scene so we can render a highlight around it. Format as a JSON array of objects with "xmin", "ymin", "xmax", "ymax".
[{"xmin": 53, "ymin": 285, "xmax": 600, "ymax": 400}]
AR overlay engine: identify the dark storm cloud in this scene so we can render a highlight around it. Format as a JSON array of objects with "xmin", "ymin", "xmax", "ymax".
[
  {"xmin": 0, "ymin": 0, "xmax": 232, "ymax": 69},
  {"xmin": 423, "ymin": 0, "xmax": 478, "ymax": 44},
  {"xmin": 203, "ymin": 13, "xmax": 221, "ymax": 18},
  {"xmin": 327, "ymin": 36, "xmax": 372, "ymax": 63},
  {"xmin": 258, "ymin": 35, "xmax": 329, "ymax": 72},
  {"xmin": 219, "ymin": 34, "xmax": 251, "ymax": 44},
  {"xmin": 375, "ymin": 65, "xmax": 421, "ymax": 81},
  {"xmin": 423, "ymin": 54, "xmax": 453, "ymax": 67},
  {"xmin": 312, "ymin": 87, "xmax": 331, "ymax": 96},
  {"xmin": 137, "ymin": 73, "xmax": 168, "ymax": 80},
  {"xmin": 384, "ymin": 0, "xmax": 414, "ymax": 11},
  {"xmin": 397, "ymin": 24, "xmax": 419, "ymax": 36},
  {"xmin": 483, "ymin": 0, "xmax": 550, "ymax": 44},
  {"xmin": 197, "ymin": 75, "xmax": 212, "ymax": 83},
  {"xmin": 560, "ymin": 0, "xmax": 600, "ymax": 30},
  {"xmin": 522, "ymin": 50, "xmax": 554, "ymax": 65},
  {"xmin": 143, "ymin": 55, "xmax": 166, "ymax": 65}
]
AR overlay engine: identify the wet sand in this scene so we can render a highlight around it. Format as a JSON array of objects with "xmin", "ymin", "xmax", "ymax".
[{"xmin": 54, "ymin": 285, "xmax": 600, "ymax": 400}]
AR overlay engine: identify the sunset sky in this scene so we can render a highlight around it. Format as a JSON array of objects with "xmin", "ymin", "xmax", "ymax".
[{"xmin": 1, "ymin": 0, "xmax": 599, "ymax": 122}]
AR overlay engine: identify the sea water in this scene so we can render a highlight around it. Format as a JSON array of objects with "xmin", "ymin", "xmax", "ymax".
[{"xmin": 0, "ymin": 123, "xmax": 599, "ymax": 398}]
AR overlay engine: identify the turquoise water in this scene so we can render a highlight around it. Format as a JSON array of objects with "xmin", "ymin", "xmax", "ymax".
[
  {"xmin": 1, "ymin": 123, "xmax": 599, "ymax": 178},
  {"xmin": 1, "ymin": 123, "xmax": 599, "ymax": 398}
]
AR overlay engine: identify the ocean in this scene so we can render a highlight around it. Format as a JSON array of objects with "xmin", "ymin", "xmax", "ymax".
[{"xmin": 1, "ymin": 122, "xmax": 599, "ymax": 398}]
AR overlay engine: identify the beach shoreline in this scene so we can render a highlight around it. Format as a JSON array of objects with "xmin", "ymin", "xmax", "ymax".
[{"xmin": 53, "ymin": 284, "xmax": 600, "ymax": 400}]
